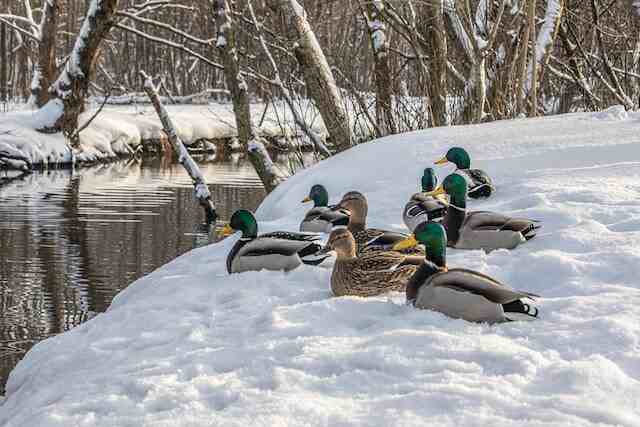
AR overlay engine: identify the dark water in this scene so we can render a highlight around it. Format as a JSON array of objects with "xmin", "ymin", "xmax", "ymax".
[{"xmin": 0, "ymin": 153, "xmax": 308, "ymax": 394}]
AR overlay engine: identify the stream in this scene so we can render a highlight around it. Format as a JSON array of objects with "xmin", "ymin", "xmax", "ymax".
[{"xmin": 0, "ymin": 152, "xmax": 311, "ymax": 394}]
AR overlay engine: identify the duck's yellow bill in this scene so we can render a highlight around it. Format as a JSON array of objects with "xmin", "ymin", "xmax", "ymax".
[
  {"xmin": 393, "ymin": 235, "xmax": 418, "ymax": 251},
  {"xmin": 424, "ymin": 186, "xmax": 446, "ymax": 197},
  {"xmin": 301, "ymin": 196, "xmax": 311, "ymax": 203},
  {"xmin": 434, "ymin": 156, "xmax": 449, "ymax": 165},
  {"xmin": 435, "ymin": 193, "xmax": 449, "ymax": 204},
  {"xmin": 219, "ymin": 224, "xmax": 234, "ymax": 237}
]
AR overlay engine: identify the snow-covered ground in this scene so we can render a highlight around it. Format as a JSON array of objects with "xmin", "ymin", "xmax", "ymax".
[
  {"xmin": 0, "ymin": 102, "xmax": 324, "ymax": 170},
  {"xmin": 1, "ymin": 107, "xmax": 640, "ymax": 426}
]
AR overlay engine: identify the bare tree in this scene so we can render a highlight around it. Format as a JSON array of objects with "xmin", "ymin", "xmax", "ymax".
[
  {"xmin": 213, "ymin": 0, "xmax": 284, "ymax": 193},
  {"xmin": 41, "ymin": 0, "xmax": 119, "ymax": 142},
  {"xmin": 30, "ymin": 0, "xmax": 60, "ymax": 107},
  {"xmin": 361, "ymin": 0, "xmax": 397, "ymax": 136},
  {"xmin": 267, "ymin": 0, "xmax": 353, "ymax": 152}
]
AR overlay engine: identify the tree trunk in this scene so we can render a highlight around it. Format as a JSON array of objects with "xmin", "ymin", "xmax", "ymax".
[
  {"xmin": 40, "ymin": 0, "xmax": 119, "ymax": 143},
  {"xmin": 30, "ymin": 0, "xmax": 60, "ymax": 108},
  {"xmin": 140, "ymin": 71, "xmax": 217, "ymax": 225},
  {"xmin": 213, "ymin": 0, "xmax": 284, "ymax": 194},
  {"xmin": 362, "ymin": 1, "xmax": 397, "ymax": 136},
  {"xmin": 425, "ymin": 1, "xmax": 449, "ymax": 126},
  {"xmin": 268, "ymin": 0, "xmax": 353, "ymax": 152},
  {"xmin": 517, "ymin": 0, "xmax": 534, "ymax": 115},
  {"xmin": 529, "ymin": 0, "xmax": 538, "ymax": 116},
  {"xmin": 0, "ymin": 22, "xmax": 6, "ymax": 105}
]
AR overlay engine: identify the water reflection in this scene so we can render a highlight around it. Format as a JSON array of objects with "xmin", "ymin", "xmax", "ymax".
[{"xmin": 0, "ymin": 153, "xmax": 311, "ymax": 394}]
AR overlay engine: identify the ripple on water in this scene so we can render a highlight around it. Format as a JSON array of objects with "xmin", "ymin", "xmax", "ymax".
[{"xmin": 0, "ymin": 154, "xmax": 310, "ymax": 394}]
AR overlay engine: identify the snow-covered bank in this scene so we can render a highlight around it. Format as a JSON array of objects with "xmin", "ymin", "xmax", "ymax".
[
  {"xmin": 0, "ymin": 103, "xmax": 324, "ymax": 170},
  {"xmin": 1, "ymin": 108, "xmax": 640, "ymax": 426}
]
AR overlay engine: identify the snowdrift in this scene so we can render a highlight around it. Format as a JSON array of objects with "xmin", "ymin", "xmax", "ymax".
[{"xmin": 1, "ymin": 107, "xmax": 639, "ymax": 426}]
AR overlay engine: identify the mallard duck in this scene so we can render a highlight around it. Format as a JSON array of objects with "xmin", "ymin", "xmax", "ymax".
[
  {"xmin": 321, "ymin": 228, "xmax": 423, "ymax": 297},
  {"xmin": 435, "ymin": 147, "xmax": 495, "ymax": 198},
  {"xmin": 393, "ymin": 222, "xmax": 539, "ymax": 323},
  {"xmin": 300, "ymin": 184, "xmax": 351, "ymax": 233},
  {"xmin": 337, "ymin": 191, "xmax": 424, "ymax": 255},
  {"xmin": 425, "ymin": 174, "xmax": 540, "ymax": 251},
  {"xmin": 221, "ymin": 209, "xmax": 326, "ymax": 274},
  {"xmin": 403, "ymin": 168, "xmax": 448, "ymax": 232}
]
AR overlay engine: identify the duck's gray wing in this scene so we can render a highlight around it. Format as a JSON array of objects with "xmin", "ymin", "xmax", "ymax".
[
  {"xmin": 463, "ymin": 169, "xmax": 494, "ymax": 198},
  {"xmin": 239, "ymin": 237, "xmax": 318, "ymax": 257},
  {"xmin": 429, "ymin": 269, "xmax": 539, "ymax": 304},
  {"xmin": 465, "ymin": 211, "xmax": 541, "ymax": 236}
]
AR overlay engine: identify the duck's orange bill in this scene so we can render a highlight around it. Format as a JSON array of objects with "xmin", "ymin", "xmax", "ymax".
[
  {"xmin": 434, "ymin": 157, "xmax": 449, "ymax": 165},
  {"xmin": 219, "ymin": 224, "xmax": 234, "ymax": 237}
]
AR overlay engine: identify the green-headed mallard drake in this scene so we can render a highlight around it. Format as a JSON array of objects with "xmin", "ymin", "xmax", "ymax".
[
  {"xmin": 300, "ymin": 184, "xmax": 351, "ymax": 233},
  {"xmin": 435, "ymin": 147, "xmax": 494, "ymax": 198},
  {"xmin": 337, "ymin": 191, "xmax": 424, "ymax": 255},
  {"xmin": 322, "ymin": 228, "xmax": 423, "ymax": 297},
  {"xmin": 403, "ymin": 168, "xmax": 448, "ymax": 232},
  {"xmin": 221, "ymin": 209, "xmax": 326, "ymax": 274},
  {"xmin": 425, "ymin": 174, "xmax": 540, "ymax": 251},
  {"xmin": 393, "ymin": 222, "xmax": 539, "ymax": 323}
]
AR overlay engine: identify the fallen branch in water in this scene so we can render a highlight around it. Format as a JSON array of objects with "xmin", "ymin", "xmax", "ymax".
[{"xmin": 140, "ymin": 70, "xmax": 217, "ymax": 225}]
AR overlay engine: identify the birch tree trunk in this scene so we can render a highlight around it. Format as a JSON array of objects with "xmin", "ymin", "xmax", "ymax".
[
  {"xmin": 529, "ymin": 0, "xmax": 564, "ymax": 112},
  {"xmin": 361, "ymin": 1, "xmax": 397, "ymax": 136},
  {"xmin": 30, "ymin": 0, "xmax": 60, "ymax": 108},
  {"xmin": 140, "ymin": 71, "xmax": 217, "ymax": 225},
  {"xmin": 40, "ymin": 0, "xmax": 119, "ymax": 142},
  {"xmin": 246, "ymin": 0, "xmax": 331, "ymax": 158},
  {"xmin": 213, "ymin": 0, "xmax": 284, "ymax": 194},
  {"xmin": 268, "ymin": 0, "xmax": 353, "ymax": 152}
]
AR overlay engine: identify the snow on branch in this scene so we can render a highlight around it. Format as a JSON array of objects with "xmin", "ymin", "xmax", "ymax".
[{"xmin": 140, "ymin": 71, "xmax": 217, "ymax": 224}]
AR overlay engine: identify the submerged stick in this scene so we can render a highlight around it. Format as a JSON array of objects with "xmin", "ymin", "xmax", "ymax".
[{"xmin": 140, "ymin": 70, "xmax": 217, "ymax": 225}]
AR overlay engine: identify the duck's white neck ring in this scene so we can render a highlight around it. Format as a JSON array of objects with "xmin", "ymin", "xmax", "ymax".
[{"xmin": 447, "ymin": 203, "xmax": 466, "ymax": 212}]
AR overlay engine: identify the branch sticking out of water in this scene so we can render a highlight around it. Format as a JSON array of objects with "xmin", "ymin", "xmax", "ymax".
[{"xmin": 139, "ymin": 70, "xmax": 218, "ymax": 226}]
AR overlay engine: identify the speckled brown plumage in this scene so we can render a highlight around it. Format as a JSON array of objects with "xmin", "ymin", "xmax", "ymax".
[
  {"xmin": 338, "ymin": 191, "xmax": 425, "ymax": 255},
  {"xmin": 325, "ymin": 228, "xmax": 423, "ymax": 297}
]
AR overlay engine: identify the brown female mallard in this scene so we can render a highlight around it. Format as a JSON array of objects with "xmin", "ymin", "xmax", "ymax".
[
  {"xmin": 337, "ymin": 191, "xmax": 424, "ymax": 255},
  {"xmin": 322, "ymin": 228, "xmax": 423, "ymax": 297}
]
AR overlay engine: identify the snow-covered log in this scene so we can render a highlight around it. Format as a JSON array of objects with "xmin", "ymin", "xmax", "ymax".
[
  {"xmin": 268, "ymin": 0, "xmax": 353, "ymax": 152},
  {"xmin": 40, "ymin": 0, "xmax": 119, "ymax": 141},
  {"xmin": 140, "ymin": 71, "xmax": 217, "ymax": 225},
  {"xmin": 213, "ymin": 0, "xmax": 285, "ymax": 193}
]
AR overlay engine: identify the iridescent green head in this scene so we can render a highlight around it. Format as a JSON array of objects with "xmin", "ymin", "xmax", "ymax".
[
  {"xmin": 227, "ymin": 209, "xmax": 258, "ymax": 238},
  {"xmin": 303, "ymin": 184, "xmax": 329, "ymax": 207},
  {"xmin": 442, "ymin": 173, "xmax": 468, "ymax": 206},
  {"xmin": 414, "ymin": 221, "xmax": 447, "ymax": 267},
  {"xmin": 436, "ymin": 147, "xmax": 471, "ymax": 170},
  {"xmin": 421, "ymin": 168, "xmax": 438, "ymax": 192}
]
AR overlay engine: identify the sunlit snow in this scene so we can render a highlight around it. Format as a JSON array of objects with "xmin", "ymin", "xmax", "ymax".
[{"xmin": 1, "ymin": 108, "xmax": 639, "ymax": 426}]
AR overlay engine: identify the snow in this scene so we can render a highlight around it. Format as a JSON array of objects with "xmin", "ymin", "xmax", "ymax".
[
  {"xmin": 0, "ymin": 102, "xmax": 326, "ymax": 170},
  {"xmin": 2, "ymin": 110, "xmax": 640, "ymax": 426}
]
